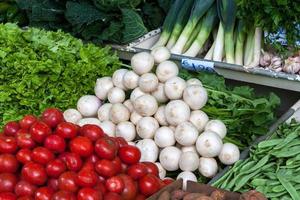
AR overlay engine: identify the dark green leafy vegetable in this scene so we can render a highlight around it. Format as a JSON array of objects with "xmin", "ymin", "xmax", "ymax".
[
  {"xmin": 179, "ymin": 70, "xmax": 280, "ymax": 148},
  {"xmin": 0, "ymin": 23, "xmax": 121, "ymax": 128}
]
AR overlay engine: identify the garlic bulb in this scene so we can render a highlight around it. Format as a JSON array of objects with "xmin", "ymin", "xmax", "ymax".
[
  {"xmin": 259, "ymin": 51, "xmax": 273, "ymax": 67},
  {"xmin": 283, "ymin": 56, "xmax": 300, "ymax": 74},
  {"xmin": 268, "ymin": 56, "xmax": 282, "ymax": 72}
]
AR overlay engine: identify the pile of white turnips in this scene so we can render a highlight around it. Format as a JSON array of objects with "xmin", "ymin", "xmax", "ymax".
[{"xmin": 63, "ymin": 47, "xmax": 240, "ymax": 185}]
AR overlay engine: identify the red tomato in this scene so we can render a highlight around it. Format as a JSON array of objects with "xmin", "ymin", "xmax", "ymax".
[
  {"xmin": 32, "ymin": 147, "xmax": 55, "ymax": 165},
  {"xmin": 62, "ymin": 152, "xmax": 82, "ymax": 172},
  {"xmin": 46, "ymin": 159, "xmax": 66, "ymax": 178},
  {"xmin": 14, "ymin": 180, "xmax": 37, "ymax": 197},
  {"xmin": 105, "ymin": 176, "xmax": 124, "ymax": 194},
  {"xmin": 95, "ymin": 137, "xmax": 118, "ymax": 160},
  {"xmin": 142, "ymin": 162, "xmax": 159, "ymax": 177},
  {"xmin": 80, "ymin": 124, "xmax": 105, "ymax": 141},
  {"xmin": 103, "ymin": 192, "xmax": 122, "ymax": 200},
  {"xmin": 52, "ymin": 191, "xmax": 76, "ymax": 200},
  {"xmin": 41, "ymin": 108, "xmax": 64, "ymax": 128},
  {"xmin": 16, "ymin": 149, "xmax": 32, "ymax": 164},
  {"xmin": 114, "ymin": 137, "xmax": 128, "ymax": 148},
  {"xmin": 0, "ymin": 192, "xmax": 16, "ymax": 200},
  {"xmin": 16, "ymin": 132, "xmax": 36, "ymax": 149},
  {"xmin": 94, "ymin": 181, "xmax": 106, "ymax": 194},
  {"xmin": 86, "ymin": 154, "xmax": 99, "ymax": 164},
  {"xmin": 95, "ymin": 159, "xmax": 118, "ymax": 178},
  {"xmin": 77, "ymin": 188, "xmax": 103, "ymax": 200},
  {"xmin": 47, "ymin": 178, "xmax": 59, "ymax": 191},
  {"xmin": 17, "ymin": 196, "xmax": 33, "ymax": 200},
  {"xmin": 162, "ymin": 178, "xmax": 174, "ymax": 185},
  {"xmin": 0, "ymin": 173, "xmax": 17, "ymax": 192},
  {"xmin": 81, "ymin": 160, "xmax": 95, "ymax": 171},
  {"xmin": 21, "ymin": 162, "xmax": 47, "ymax": 185},
  {"xmin": 121, "ymin": 163, "xmax": 128, "ymax": 173},
  {"xmin": 135, "ymin": 194, "xmax": 146, "ymax": 200},
  {"xmin": 119, "ymin": 174, "xmax": 138, "ymax": 200},
  {"xmin": 4, "ymin": 121, "xmax": 20, "ymax": 136},
  {"xmin": 76, "ymin": 169, "xmax": 98, "ymax": 187},
  {"xmin": 34, "ymin": 187, "xmax": 54, "ymax": 200},
  {"xmin": 118, "ymin": 145, "xmax": 141, "ymax": 165},
  {"xmin": 126, "ymin": 163, "xmax": 147, "ymax": 180},
  {"xmin": 58, "ymin": 171, "xmax": 78, "ymax": 193},
  {"xmin": 19, "ymin": 115, "xmax": 37, "ymax": 130},
  {"xmin": 29, "ymin": 121, "xmax": 51, "ymax": 143},
  {"xmin": 111, "ymin": 157, "xmax": 122, "ymax": 174},
  {"xmin": 138, "ymin": 174, "xmax": 161, "ymax": 197},
  {"xmin": 0, "ymin": 154, "xmax": 19, "ymax": 173},
  {"xmin": 55, "ymin": 122, "xmax": 78, "ymax": 139},
  {"xmin": 44, "ymin": 135, "xmax": 66, "ymax": 153},
  {"xmin": 69, "ymin": 136, "xmax": 93, "ymax": 157},
  {"xmin": 0, "ymin": 136, "xmax": 18, "ymax": 154},
  {"xmin": 97, "ymin": 175, "xmax": 106, "ymax": 184}
]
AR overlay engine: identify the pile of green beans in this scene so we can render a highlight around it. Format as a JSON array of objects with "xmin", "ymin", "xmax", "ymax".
[{"xmin": 212, "ymin": 122, "xmax": 300, "ymax": 200}]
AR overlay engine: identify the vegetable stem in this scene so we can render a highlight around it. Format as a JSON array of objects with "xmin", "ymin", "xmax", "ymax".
[{"xmin": 213, "ymin": 23, "xmax": 224, "ymax": 61}]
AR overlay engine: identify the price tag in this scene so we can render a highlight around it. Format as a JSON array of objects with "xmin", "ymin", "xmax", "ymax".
[{"xmin": 181, "ymin": 58, "xmax": 215, "ymax": 73}]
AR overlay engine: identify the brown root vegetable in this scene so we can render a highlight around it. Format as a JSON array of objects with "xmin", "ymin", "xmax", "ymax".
[
  {"xmin": 183, "ymin": 193, "xmax": 206, "ymax": 200},
  {"xmin": 210, "ymin": 190, "xmax": 226, "ymax": 200},
  {"xmin": 240, "ymin": 190, "xmax": 267, "ymax": 200},
  {"xmin": 171, "ymin": 190, "xmax": 189, "ymax": 200},
  {"xmin": 158, "ymin": 191, "xmax": 171, "ymax": 200}
]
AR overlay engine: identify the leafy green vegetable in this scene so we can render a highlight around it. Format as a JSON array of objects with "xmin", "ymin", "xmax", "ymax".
[
  {"xmin": 179, "ymin": 70, "xmax": 280, "ymax": 148},
  {"xmin": 0, "ymin": 23, "xmax": 121, "ymax": 128}
]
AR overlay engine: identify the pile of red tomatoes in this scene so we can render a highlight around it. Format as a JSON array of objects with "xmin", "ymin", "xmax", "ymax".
[{"xmin": 0, "ymin": 108, "xmax": 171, "ymax": 200}]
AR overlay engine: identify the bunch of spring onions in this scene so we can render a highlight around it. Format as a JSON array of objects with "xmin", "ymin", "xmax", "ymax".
[{"xmin": 152, "ymin": 0, "xmax": 262, "ymax": 67}]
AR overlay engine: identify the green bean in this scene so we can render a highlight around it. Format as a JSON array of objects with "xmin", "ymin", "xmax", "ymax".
[
  {"xmin": 258, "ymin": 139, "xmax": 283, "ymax": 149},
  {"xmin": 251, "ymin": 178, "xmax": 267, "ymax": 186},
  {"xmin": 274, "ymin": 131, "xmax": 299, "ymax": 150},
  {"xmin": 244, "ymin": 155, "xmax": 270, "ymax": 174},
  {"xmin": 271, "ymin": 146, "xmax": 300, "ymax": 158},
  {"xmin": 266, "ymin": 191, "xmax": 287, "ymax": 198},
  {"xmin": 233, "ymin": 170, "xmax": 262, "ymax": 191},
  {"xmin": 286, "ymin": 139, "xmax": 300, "ymax": 148},
  {"xmin": 239, "ymin": 160, "xmax": 256, "ymax": 172},
  {"xmin": 272, "ymin": 185, "xmax": 285, "ymax": 193},
  {"xmin": 277, "ymin": 172, "xmax": 300, "ymax": 200}
]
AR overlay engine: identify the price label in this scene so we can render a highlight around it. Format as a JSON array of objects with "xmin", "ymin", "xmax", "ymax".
[{"xmin": 181, "ymin": 58, "xmax": 215, "ymax": 73}]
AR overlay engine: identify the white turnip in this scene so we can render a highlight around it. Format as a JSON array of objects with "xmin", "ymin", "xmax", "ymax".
[
  {"xmin": 136, "ymin": 117, "xmax": 159, "ymax": 139},
  {"xmin": 186, "ymin": 78, "xmax": 203, "ymax": 86},
  {"xmin": 77, "ymin": 118, "xmax": 101, "ymax": 127},
  {"xmin": 97, "ymin": 103, "xmax": 112, "ymax": 121},
  {"xmin": 159, "ymin": 146, "xmax": 182, "ymax": 171},
  {"xmin": 196, "ymin": 131, "xmax": 223, "ymax": 158},
  {"xmin": 218, "ymin": 143, "xmax": 240, "ymax": 165},
  {"xmin": 155, "ymin": 162, "xmax": 166, "ymax": 179},
  {"xmin": 94, "ymin": 77, "xmax": 114, "ymax": 100},
  {"xmin": 112, "ymin": 69, "xmax": 128, "ymax": 90},
  {"xmin": 165, "ymin": 100, "xmax": 190, "ymax": 126},
  {"xmin": 139, "ymin": 73, "xmax": 159, "ymax": 93},
  {"xmin": 179, "ymin": 151, "xmax": 199, "ymax": 171},
  {"xmin": 156, "ymin": 61, "xmax": 179, "ymax": 82},
  {"xmin": 133, "ymin": 94, "xmax": 158, "ymax": 117},
  {"xmin": 154, "ymin": 106, "xmax": 168, "ymax": 126},
  {"xmin": 176, "ymin": 171, "xmax": 197, "ymax": 190},
  {"xmin": 99, "ymin": 120, "xmax": 116, "ymax": 137},
  {"xmin": 123, "ymin": 100, "xmax": 134, "ymax": 113},
  {"xmin": 123, "ymin": 70, "xmax": 139, "ymax": 89},
  {"xmin": 189, "ymin": 110, "xmax": 209, "ymax": 132},
  {"xmin": 77, "ymin": 95, "xmax": 102, "ymax": 117},
  {"xmin": 110, "ymin": 103, "xmax": 130, "ymax": 124},
  {"xmin": 131, "ymin": 52, "xmax": 154, "ymax": 75},
  {"xmin": 205, "ymin": 119, "xmax": 227, "ymax": 139},
  {"xmin": 130, "ymin": 111, "xmax": 143, "ymax": 125},
  {"xmin": 198, "ymin": 157, "xmax": 218, "ymax": 178},
  {"xmin": 151, "ymin": 46, "xmax": 171, "ymax": 63},
  {"xmin": 183, "ymin": 85, "xmax": 208, "ymax": 110},
  {"xmin": 175, "ymin": 122, "xmax": 198, "ymax": 146},
  {"xmin": 130, "ymin": 87, "xmax": 146, "ymax": 102},
  {"xmin": 154, "ymin": 126, "xmax": 175, "ymax": 148},
  {"xmin": 107, "ymin": 87, "xmax": 125, "ymax": 104},
  {"xmin": 115, "ymin": 121, "xmax": 136, "ymax": 142},
  {"xmin": 136, "ymin": 139, "xmax": 159, "ymax": 162},
  {"xmin": 164, "ymin": 77, "xmax": 186, "ymax": 100},
  {"xmin": 63, "ymin": 109, "xmax": 82, "ymax": 124},
  {"xmin": 151, "ymin": 83, "xmax": 169, "ymax": 103}
]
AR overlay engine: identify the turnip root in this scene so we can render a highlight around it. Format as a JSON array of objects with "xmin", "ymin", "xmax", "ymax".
[
  {"xmin": 176, "ymin": 171, "xmax": 197, "ymax": 190},
  {"xmin": 155, "ymin": 162, "xmax": 166, "ymax": 179},
  {"xmin": 164, "ymin": 77, "xmax": 186, "ymax": 100},
  {"xmin": 154, "ymin": 106, "xmax": 168, "ymax": 126},
  {"xmin": 94, "ymin": 77, "xmax": 114, "ymax": 100},
  {"xmin": 131, "ymin": 52, "xmax": 154, "ymax": 75},
  {"xmin": 151, "ymin": 83, "xmax": 169, "ymax": 103},
  {"xmin": 154, "ymin": 126, "xmax": 175, "ymax": 148},
  {"xmin": 112, "ymin": 69, "xmax": 128, "ymax": 90},
  {"xmin": 171, "ymin": 190, "xmax": 189, "ymax": 200},
  {"xmin": 205, "ymin": 120, "xmax": 227, "ymax": 139},
  {"xmin": 123, "ymin": 100, "xmax": 134, "ymax": 113},
  {"xmin": 130, "ymin": 111, "xmax": 143, "ymax": 125},
  {"xmin": 165, "ymin": 100, "xmax": 190, "ymax": 126},
  {"xmin": 186, "ymin": 78, "xmax": 203, "ymax": 86},
  {"xmin": 198, "ymin": 157, "xmax": 218, "ymax": 178},
  {"xmin": 218, "ymin": 143, "xmax": 240, "ymax": 165},
  {"xmin": 63, "ymin": 109, "xmax": 82, "ymax": 124},
  {"xmin": 138, "ymin": 73, "xmax": 159, "ymax": 93},
  {"xmin": 183, "ymin": 85, "xmax": 208, "ymax": 110},
  {"xmin": 133, "ymin": 94, "xmax": 158, "ymax": 117},
  {"xmin": 151, "ymin": 46, "xmax": 171, "ymax": 63},
  {"xmin": 175, "ymin": 122, "xmax": 198, "ymax": 146},
  {"xmin": 99, "ymin": 120, "xmax": 116, "ymax": 137},
  {"xmin": 189, "ymin": 110, "xmax": 209, "ymax": 132},
  {"xmin": 136, "ymin": 139, "xmax": 159, "ymax": 162},
  {"xmin": 181, "ymin": 146, "xmax": 197, "ymax": 154},
  {"xmin": 156, "ymin": 61, "xmax": 179, "ymax": 82},
  {"xmin": 159, "ymin": 146, "xmax": 182, "ymax": 171},
  {"xmin": 97, "ymin": 103, "xmax": 112, "ymax": 121},
  {"xmin": 183, "ymin": 193, "xmax": 207, "ymax": 200},
  {"xmin": 116, "ymin": 121, "xmax": 136, "ymax": 142},
  {"xmin": 77, "ymin": 95, "xmax": 102, "ymax": 117},
  {"xmin": 130, "ymin": 87, "xmax": 146, "ymax": 102},
  {"xmin": 196, "ymin": 131, "xmax": 223, "ymax": 158},
  {"xmin": 77, "ymin": 118, "xmax": 101, "ymax": 127},
  {"xmin": 110, "ymin": 103, "xmax": 130, "ymax": 124},
  {"xmin": 179, "ymin": 151, "xmax": 200, "ymax": 171},
  {"xmin": 136, "ymin": 117, "xmax": 159, "ymax": 139},
  {"xmin": 123, "ymin": 70, "xmax": 139, "ymax": 89},
  {"xmin": 107, "ymin": 87, "xmax": 125, "ymax": 103}
]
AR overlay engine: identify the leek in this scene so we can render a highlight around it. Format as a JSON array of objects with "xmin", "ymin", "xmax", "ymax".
[
  {"xmin": 184, "ymin": 5, "xmax": 218, "ymax": 57},
  {"xmin": 166, "ymin": 0, "xmax": 195, "ymax": 49},
  {"xmin": 213, "ymin": 22, "xmax": 224, "ymax": 61},
  {"xmin": 170, "ymin": 0, "xmax": 215, "ymax": 54},
  {"xmin": 204, "ymin": 39, "xmax": 216, "ymax": 60},
  {"xmin": 244, "ymin": 29, "xmax": 255, "ymax": 66},
  {"xmin": 247, "ymin": 27, "xmax": 262, "ymax": 68},
  {"xmin": 182, "ymin": 20, "xmax": 203, "ymax": 52},
  {"xmin": 235, "ymin": 20, "xmax": 246, "ymax": 65},
  {"xmin": 217, "ymin": 0, "xmax": 237, "ymax": 64},
  {"xmin": 152, "ymin": 0, "xmax": 183, "ymax": 49}
]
